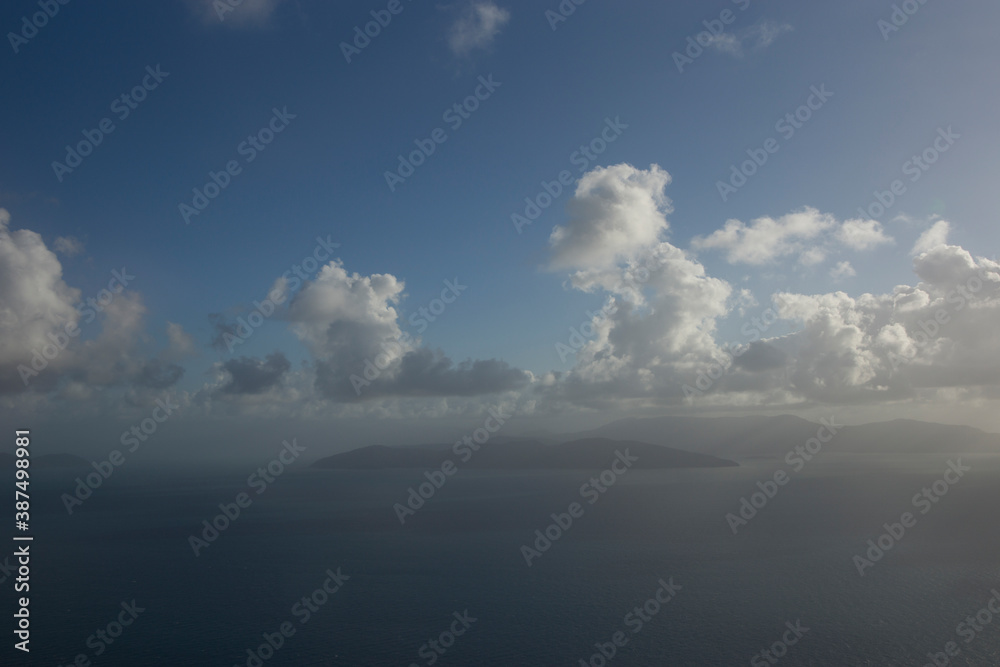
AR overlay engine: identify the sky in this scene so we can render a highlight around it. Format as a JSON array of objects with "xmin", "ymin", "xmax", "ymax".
[{"xmin": 2, "ymin": 0, "xmax": 1000, "ymax": 459}]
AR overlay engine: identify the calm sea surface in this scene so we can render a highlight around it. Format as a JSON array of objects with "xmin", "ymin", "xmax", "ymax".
[{"xmin": 8, "ymin": 454, "xmax": 1000, "ymax": 665}]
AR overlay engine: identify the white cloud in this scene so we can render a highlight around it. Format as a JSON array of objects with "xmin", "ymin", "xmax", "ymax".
[
  {"xmin": 549, "ymin": 164, "xmax": 673, "ymax": 270},
  {"xmin": 751, "ymin": 20, "xmax": 794, "ymax": 50},
  {"xmin": 0, "ymin": 210, "xmax": 190, "ymax": 397},
  {"xmin": 538, "ymin": 176, "xmax": 1000, "ymax": 412},
  {"xmin": 706, "ymin": 32, "xmax": 743, "ymax": 56},
  {"xmin": 0, "ymin": 209, "xmax": 81, "ymax": 392},
  {"xmin": 836, "ymin": 218, "xmax": 893, "ymax": 251},
  {"xmin": 543, "ymin": 165, "xmax": 733, "ymax": 408},
  {"xmin": 448, "ymin": 1, "xmax": 510, "ymax": 56},
  {"xmin": 288, "ymin": 259, "xmax": 407, "ymax": 364},
  {"xmin": 287, "ymin": 259, "xmax": 529, "ymax": 401},
  {"xmin": 799, "ymin": 247, "xmax": 826, "ymax": 266},
  {"xmin": 692, "ymin": 207, "xmax": 836, "ymax": 265},
  {"xmin": 767, "ymin": 245, "xmax": 1000, "ymax": 403},
  {"xmin": 693, "ymin": 208, "xmax": 892, "ymax": 266},
  {"xmin": 912, "ymin": 219, "xmax": 951, "ymax": 255}
]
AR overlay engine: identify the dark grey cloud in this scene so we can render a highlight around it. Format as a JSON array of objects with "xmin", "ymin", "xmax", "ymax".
[
  {"xmin": 734, "ymin": 342, "xmax": 788, "ymax": 373},
  {"xmin": 317, "ymin": 348, "xmax": 530, "ymax": 401},
  {"xmin": 221, "ymin": 352, "xmax": 291, "ymax": 394},
  {"xmin": 208, "ymin": 313, "xmax": 239, "ymax": 351},
  {"xmin": 135, "ymin": 358, "xmax": 185, "ymax": 389}
]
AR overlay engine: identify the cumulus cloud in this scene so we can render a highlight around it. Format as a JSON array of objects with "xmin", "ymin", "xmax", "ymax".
[
  {"xmin": 692, "ymin": 208, "xmax": 891, "ymax": 266},
  {"xmin": 537, "ymin": 168, "xmax": 1000, "ymax": 412},
  {"xmin": 692, "ymin": 207, "xmax": 835, "ymax": 265},
  {"xmin": 287, "ymin": 259, "xmax": 530, "ymax": 401},
  {"xmin": 288, "ymin": 259, "xmax": 408, "ymax": 368},
  {"xmin": 549, "ymin": 164, "xmax": 673, "ymax": 270},
  {"xmin": 0, "ymin": 210, "xmax": 196, "ymax": 399},
  {"xmin": 551, "ymin": 240, "xmax": 1000, "ymax": 409},
  {"xmin": 317, "ymin": 348, "xmax": 529, "ymax": 401},
  {"xmin": 540, "ymin": 165, "xmax": 733, "ymax": 408},
  {"xmin": 707, "ymin": 20, "xmax": 793, "ymax": 57},
  {"xmin": 0, "ymin": 209, "xmax": 81, "ymax": 393},
  {"xmin": 448, "ymin": 1, "xmax": 510, "ymax": 56},
  {"xmin": 733, "ymin": 341, "xmax": 788, "ymax": 372},
  {"xmin": 836, "ymin": 218, "xmax": 893, "ymax": 251},
  {"xmin": 912, "ymin": 219, "xmax": 951, "ymax": 255},
  {"xmin": 221, "ymin": 352, "xmax": 291, "ymax": 394},
  {"xmin": 742, "ymin": 243, "xmax": 1000, "ymax": 404}
]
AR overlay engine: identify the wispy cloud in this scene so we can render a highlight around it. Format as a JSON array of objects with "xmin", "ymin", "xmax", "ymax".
[
  {"xmin": 830, "ymin": 260, "xmax": 856, "ymax": 280},
  {"xmin": 448, "ymin": 1, "xmax": 511, "ymax": 57},
  {"xmin": 186, "ymin": 0, "xmax": 287, "ymax": 29},
  {"xmin": 53, "ymin": 235, "xmax": 84, "ymax": 257},
  {"xmin": 707, "ymin": 20, "xmax": 793, "ymax": 58}
]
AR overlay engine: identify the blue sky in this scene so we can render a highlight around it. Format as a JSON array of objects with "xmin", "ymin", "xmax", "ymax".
[{"xmin": 3, "ymin": 0, "xmax": 1000, "ymax": 457}]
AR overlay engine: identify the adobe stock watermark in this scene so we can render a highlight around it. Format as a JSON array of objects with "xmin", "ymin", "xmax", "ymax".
[
  {"xmin": 384, "ymin": 75, "xmax": 501, "ymax": 192},
  {"xmin": 188, "ymin": 439, "xmax": 306, "ymax": 556},
  {"xmin": 716, "ymin": 85, "xmax": 833, "ymax": 202},
  {"xmin": 393, "ymin": 406, "xmax": 510, "ymax": 524},
  {"xmin": 576, "ymin": 577, "xmax": 681, "ymax": 667},
  {"xmin": 52, "ymin": 65, "xmax": 170, "ymax": 182},
  {"xmin": 511, "ymin": 116, "xmax": 628, "ymax": 234},
  {"xmin": 852, "ymin": 459, "xmax": 970, "ymax": 576},
  {"xmin": 672, "ymin": 0, "xmax": 756, "ymax": 73},
  {"xmin": 61, "ymin": 395, "xmax": 179, "ymax": 514},
  {"xmin": 725, "ymin": 417, "xmax": 841, "ymax": 535},
  {"xmin": 520, "ymin": 449, "xmax": 638, "ymax": 567},
  {"xmin": 683, "ymin": 294, "xmax": 789, "ymax": 399},
  {"xmin": 856, "ymin": 127, "xmax": 959, "ymax": 220},
  {"xmin": 52, "ymin": 600, "xmax": 145, "ymax": 666},
  {"xmin": 406, "ymin": 610, "xmax": 477, "ymax": 667},
  {"xmin": 18, "ymin": 267, "xmax": 136, "ymax": 387},
  {"xmin": 7, "ymin": 0, "xmax": 71, "ymax": 54},
  {"xmin": 750, "ymin": 620, "xmax": 810, "ymax": 667},
  {"xmin": 556, "ymin": 300, "xmax": 617, "ymax": 363},
  {"xmin": 887, "ymin": 267, "xmax": 990, "ymax": 373},
  {"xmin": 179, "ymin": 106, "xmax": 296, "ymax": 224},
  {"xmin": 923, "ymin": 588, "xmax": 1000, "ymax": 667},
  {"xmin": 232, "ymin": 567, "xmax": 348, "ymax": 667},
  {"xmin": 0, "ymin": 553, "xmax": 18, "ymax": 586},
  {"xmin": 555, "ymin": 255, "xmax": 663, "ymax": 363},
  {"xmin": 340, "ymin": 0, "xmax": 413, "ymax": 63},
  {"xmin": 351, "ymin": 277, "xmax": 467, "ymax": 396},
  {"xmin": 213, "ymin": 0, "xmax": 267, "ymax": 23},
  {"xmin": 545, "ymin": 0, "xmax": 588, "ymax": 31},
  {"xmin": 219, "ymin": 235, "xmax": 339, "ymax": 353},
  {"xmin": 877, "ymin": 0, "xmax": 932, "ymax": 41}
]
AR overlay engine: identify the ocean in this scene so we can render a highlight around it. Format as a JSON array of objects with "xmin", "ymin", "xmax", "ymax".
[{"xmin": 10, "ymin": 453, "xmax": 1000, "ymax": 666}]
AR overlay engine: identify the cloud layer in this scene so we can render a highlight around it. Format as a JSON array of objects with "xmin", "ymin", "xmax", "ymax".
[{"xmin": 538, "ymin": 166, "xmax": 1000, "ymax": 413}]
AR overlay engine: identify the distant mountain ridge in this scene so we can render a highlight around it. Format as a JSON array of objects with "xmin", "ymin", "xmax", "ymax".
[
  {"xmin": 312, "ymin": 437, "xmax": 737, "ymax": 470},
  {"xmin": 567, "ymin": 415, "xmax": 1000, "ymax": 457}
]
